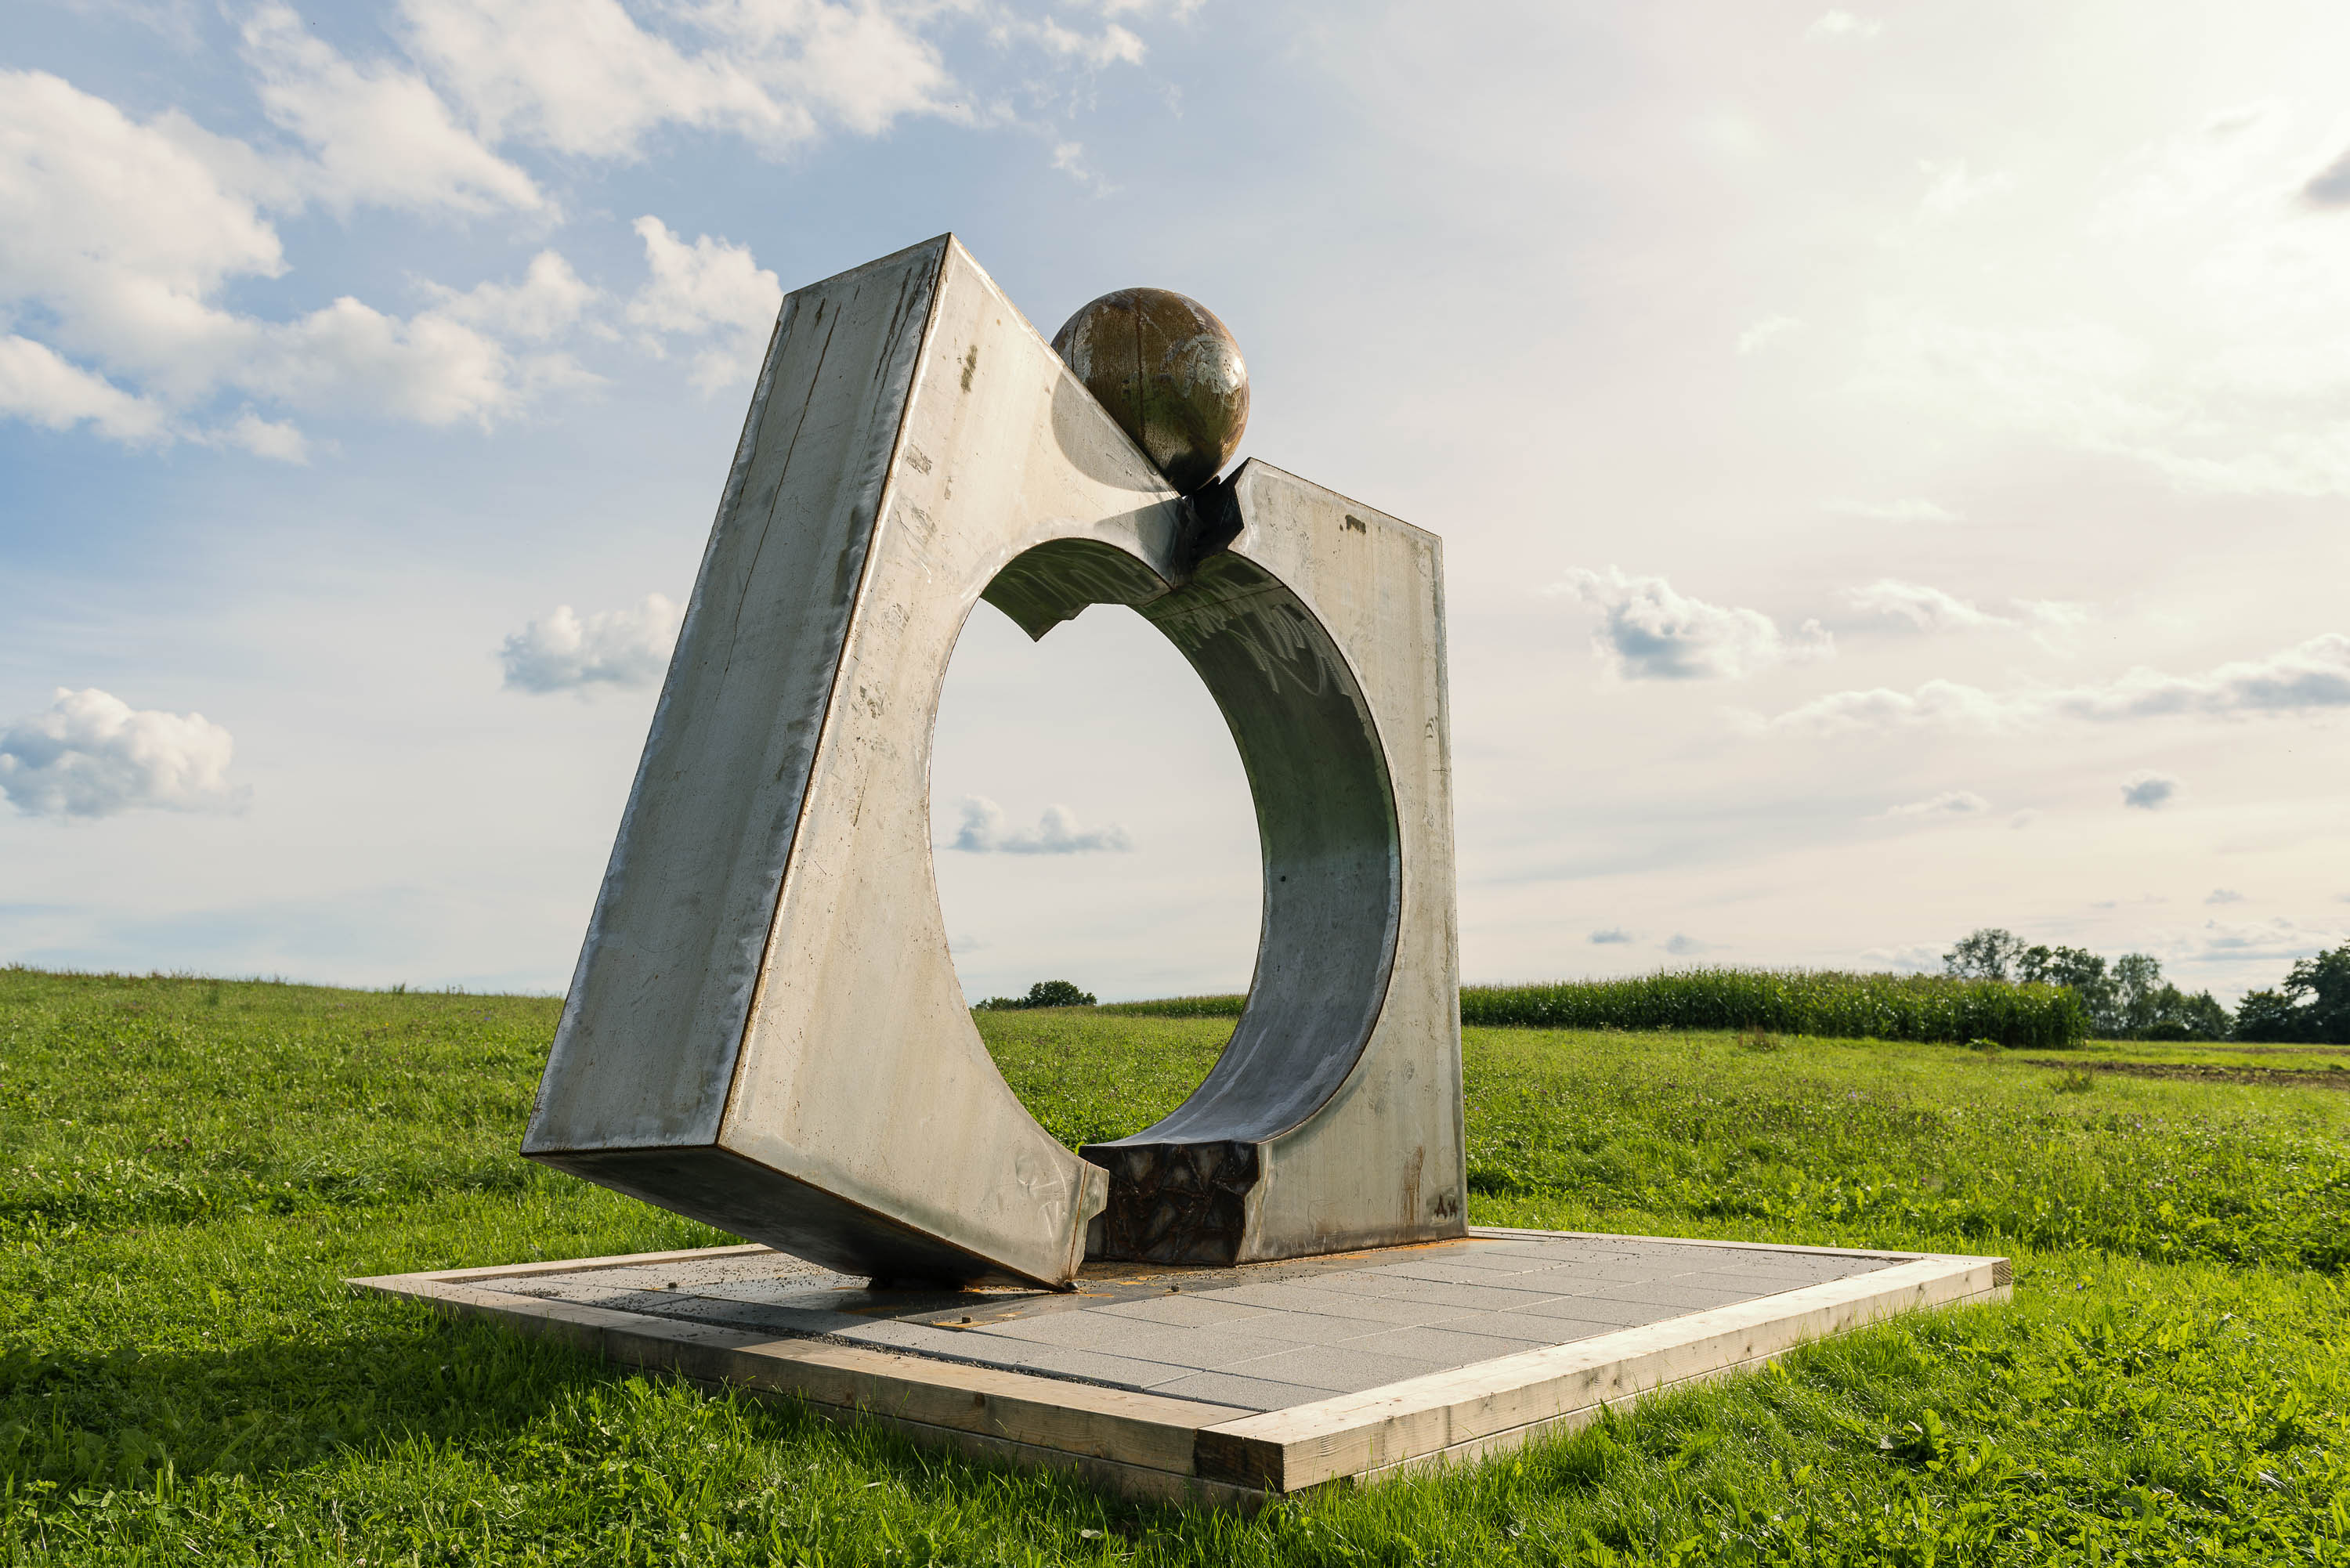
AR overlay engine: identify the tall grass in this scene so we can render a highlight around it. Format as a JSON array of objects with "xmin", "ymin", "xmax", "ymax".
[{"xmin": 1102, "ymin": 967, "xmax": 2089, "ymax": 1048}]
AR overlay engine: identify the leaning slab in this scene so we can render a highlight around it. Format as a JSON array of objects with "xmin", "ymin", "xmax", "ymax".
[
  {"xmin": 522, "ymin": 233, "xmax": 1463, "ymax": 1286},
  {"xmin": 353, "ymin": 1228, "xmax": 2008, "ymax": 1505}
]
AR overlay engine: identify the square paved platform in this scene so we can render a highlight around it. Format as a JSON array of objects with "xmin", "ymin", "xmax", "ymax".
[{"xmin": 354, "ymin": 1229, "xmax": 2008, "ymax": 1504}]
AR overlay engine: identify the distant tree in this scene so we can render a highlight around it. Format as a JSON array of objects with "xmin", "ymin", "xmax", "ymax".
[
  {"xmin": 1943, "ymin": 928, "xmax": 2026, "ymax": 981},
  {"xmin": 2282, "ymin": 944, "xmax": 2350, "ymax": 1044},
  {"xmin": 2234, "ymin": 987, "xmax": 2308, "ymax": 1042},
  {"xmin": 2016, "ymin": 945, "xmax": 2114, "ymax": 1029},
  {"xmin": 973, "ymin": 980, "xmax": 1097, "ymax": 1011},
  {"xmin": 2111, "ymin": 952, "xmax": 2167, "ymax": 1037},
  {"xmin": 2139, "ymin": 985, "xmax": 2231, "ymax": 1042}
]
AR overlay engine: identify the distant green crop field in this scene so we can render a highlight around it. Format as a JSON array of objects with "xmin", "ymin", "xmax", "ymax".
[
  {"xmin": 1103, "ymin": 969, "xmax": 2090, "ymax": 1050},
  {"xmin": 2, "ymin": 967, "xmax": 2347, "ymax": 1565}
]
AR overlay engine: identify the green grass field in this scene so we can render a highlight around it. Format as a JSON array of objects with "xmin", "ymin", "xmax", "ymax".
[{"xmin": 2, "ymin": 967, "xmax": 2347, "ymax": 1565}]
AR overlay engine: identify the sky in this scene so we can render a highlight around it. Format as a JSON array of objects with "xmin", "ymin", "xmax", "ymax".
[{"xmin": 4, "ymin": 0, "xmax": 2348, "ymax": 1006}]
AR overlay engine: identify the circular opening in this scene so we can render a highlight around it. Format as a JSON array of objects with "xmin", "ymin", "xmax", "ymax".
[{"xmin": 930, "ymin": 596, "xmax": 1262, "ymax": 1009}]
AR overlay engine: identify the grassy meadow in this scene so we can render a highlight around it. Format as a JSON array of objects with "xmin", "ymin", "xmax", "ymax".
[{"xmin": 2, "ymin": 966, "xmax": 2348, "ymax": 1564}]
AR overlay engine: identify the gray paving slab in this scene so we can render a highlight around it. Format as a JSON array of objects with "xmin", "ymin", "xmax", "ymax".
[
  {"xmin": 1193, "ymin": 1283, "xmax": 1455, "ymax": 1324},
  {"xmin": 499, "ymin": 1280, "xmax": 648, "ymax": 1306},
  {"xmin": 1143, "ymin": 1369, "xmax": 1345, "ymax": 1410},
  {"xmin": 1336, "ymin": 1324, "xmax": 1560, "ymax": 1364},
  {"xmin": 1480, "ymin": 1315, "xmax": 1622, "ymax": 1344},
  {"xmin": 1356, "ymin": 1259, "xmax": 1553, "ymax": 1286},
  {"xmin": 1405, "ymin": 1253, "xmax": 1565, "ymax": 1277},
  {"xmin": 512, "ymin": 1268, "xmax": 673, "ymax": 1295},
  {"xmin": 641, "ymin": 1294, "xmax": 864, "ymax": 1335},
  {"xmin": 1580, "ymin": 1284, "xmax": 1773, "ymax": 1310},
  {"xmin": 1480, "ymin": 1238, "xmax": 1650, "ymax": 1259},
  {"xmin": 1198, "ymin": 1309, "xmax": 1397, "ymax": 1345},
  {"xmin": 962, "ymin": 1313, "xmax": 1298, "ymax": 1371},
  {"xmin": 1514, "ymin": 1261, "xmax": 1677, "ymax": 1286},
  {"xmin": 1503, "ymin": 1295, "xmax": 1681, "ymax": 1328},
  {"xmin": 1397, "ymin": 1308, "xmax": 1603, "ymax": 1345},
  {"xmin": 1088, "ymin": 1295, "xmax": 1280, "ymax": 1330},
  {"xmin": 827, "ymin": 1319, "xmax": 988, "ymax": 1356},
  {"xmin": 1305, "ymin": 1275, "xmax": 1570, "ymax": 1312},
  {"xmin": 694, "ymin": 1279, "xmax": 874, "ymax": 1308},
  {"xmin": 1219, "ymin": 1343, "xmax": 1448, "ymax": 1393},
  {"xmin": 927, "ymin": 1339, "xmax": 1203, "ymax": 1391}
]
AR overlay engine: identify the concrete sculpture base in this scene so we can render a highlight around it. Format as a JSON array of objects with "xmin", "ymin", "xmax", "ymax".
[{"xmin": 355, "ymin": 1230, "xmax": 2008, "ymax": 1505}]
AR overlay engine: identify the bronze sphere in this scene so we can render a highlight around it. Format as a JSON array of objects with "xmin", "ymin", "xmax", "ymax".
[{"xmin": 1050, "ymin": 287, "xmax": 1249, "ymax": 496}]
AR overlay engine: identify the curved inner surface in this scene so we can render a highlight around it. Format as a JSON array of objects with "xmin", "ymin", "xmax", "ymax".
[
  {"xmin": 979, "ymin": 537, "xmax": 1174, "ymax": 641},
  {"xmin": 964, "ymin": 539, "xmax": 1401, "ymax": 1147},
  {"xmin": 1113, "ymin": 551, "xmax": 1402, "ymax": 1145}
]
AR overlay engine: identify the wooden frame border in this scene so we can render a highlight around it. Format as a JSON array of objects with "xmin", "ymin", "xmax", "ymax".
[{"xmin": 351, "ymin": 1232, "xmax": 2008, "ymax": 1504}]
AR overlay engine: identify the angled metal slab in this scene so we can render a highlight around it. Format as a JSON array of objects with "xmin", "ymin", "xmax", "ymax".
[{"xmin": 523, "ymin": 234, "xmax": 1463, "ymax": 1286}]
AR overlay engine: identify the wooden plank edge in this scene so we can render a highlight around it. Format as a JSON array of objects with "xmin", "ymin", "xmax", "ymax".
[
  {"xmin": 1465, "ymin": 1224, "xmax": 1937, "ymax": 1263},
  {"xmin": 353, "ymin": 1241, "xmax": 776, "ymax": 1288},
  {"xmin": 796, "ymin": 1402, "xmax": 1267, "ymax": 1511},
  {"xmin": 1347, "ymin": 1281, "xmax": 2012, "ymax": 1487},
  {"xmin": 1199, "ymin": 1254, "xmax": 2007, "ymax": 1491},
  {"xmin": 352, "ymin": 1271, "xmax": 1236, "ymax": 1483}
]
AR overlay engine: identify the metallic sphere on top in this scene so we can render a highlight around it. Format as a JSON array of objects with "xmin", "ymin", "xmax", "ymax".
[{"xmin": 1051, "ymin": 288, "xmax": 1249, "ymax": 496}]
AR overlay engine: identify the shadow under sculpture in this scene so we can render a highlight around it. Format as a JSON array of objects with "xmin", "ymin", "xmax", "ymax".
[{"xmin": 522, "ymin": 236, "xmax": 1463, "ymax": 1288}]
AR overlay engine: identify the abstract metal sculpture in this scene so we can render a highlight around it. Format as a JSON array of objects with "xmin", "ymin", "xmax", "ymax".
[{"xmin": 523, "ymin": 237, "xmax": 1462, "ymax": 1288}]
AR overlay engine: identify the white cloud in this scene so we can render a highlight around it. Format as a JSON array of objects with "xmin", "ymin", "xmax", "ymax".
[
  {"xmin": 1662, "ymin": 933, "xmax": 1717, "ymax": 956},
  {"xmin": 1826, "ymin": 497, "xmax": 1962, "ymax": 524},
  {"xmin": 2120, "ymin": 771, "xmax": 2178, "ymax": 810},
  {"xmin": 499, "ymin": 594, "xmax": 682, "ymax": 694},
  {"xmin": 0, "ymin": 70, "xmax": 598, "ymax": 445},
  {"xmin": 1844, "ymin": 580, "xmax": 2010, "ymax": 633},
  {"xmin": 399, "ymin": 0, "xmax": 954, "ymax": 161},
  {"xmin": 1877, "ymin": 789, "xmax": 1990, "ymax": 820},
  {"xmin": 2206, "ymin": 887, "xmax": 2245, "ymax": 905},
  {"xmin": 950, "ymin": 797, "xmax": 1133, "ymax": 854},
  {"xmin": 0, "ymin": 70, "xmax": 285, "ymax": 386},
  {"xmin": 1034, "ymin": 17, "xmax": 1148, "ymax": 68},
  {"xmin": 1807, "ymin": 11, "xmax": 1882, "ymax": 39},
  {"xmin": 1860, "ymin": 943, "xmax": 1941, "ymax": 972},
  {"xmin": 627, "ymin": 217, "xmax": 783, "ymax": 391},
  {"xmin": 2183, "ymin": 915, "xmax": 2344, "ymax": 963},
  {"xmin": 2017, "ymin": 598, "xmax": 2092, "ymax": 650},
  {"xmin": 240, "ymin": 2, "xmax": 545, "ymax": 216},
  {"xmin": 2056, "ymin": 635, "xmax": 2350, "ymax": 719},
  {"xmin": 1050, "ymin": 141, "xmax": 1118, "ymax": 195},
  {"xmin": 1762, "ymin": 634, "xmax": 2350, "ymax": 735},
  {"xmin": 207, "ymin": 411, "xmax": 310, "ymax": 463},
  {"xmin": 0, "ymin": 688, "xmax": 244, "ymax": 819},
  {"xmin": 1552, "ymin": 567, "xmax": 1831, "ymax": 681},
  {"xmin": 1588, "ymin": 927, "xmax": 1632, "ymax": 945},
  {"xmin": 0, "ymin": 335, "xmax": 170, "ymax": 443},
  {"xmin": 1759, "ymin": 680, "xmax": 2016, "ymax": 735},
  {"xmin": 1736, "ymin": 314, "xmax": 1799, "ymax": 355},
  {"xmin": 428, "ymin": 251, "xmax": 603, "ymax": 341}
]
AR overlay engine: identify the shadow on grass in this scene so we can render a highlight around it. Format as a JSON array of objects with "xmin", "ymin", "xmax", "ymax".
[{"xmin": 0, "ymin": 1301, "xmax": 1216, "ymax": 1536}]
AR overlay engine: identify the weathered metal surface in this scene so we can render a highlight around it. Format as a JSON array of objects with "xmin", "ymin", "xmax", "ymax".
[
  {"xmin": 524, "ymin": 235, "xmax": 1460, "ymax": 1288},
  {"xmin": 1083, "ymin": 464, "xmax": 1464, "ymax": 1266},
  {"xmin": 1051, "ymin": 288, "xmax": 1249, "ymax": 495}
]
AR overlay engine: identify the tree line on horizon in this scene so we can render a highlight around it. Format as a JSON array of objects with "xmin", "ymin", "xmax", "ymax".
[{"xmin": 1942, "ymin": 927, "xmax": 2350, "ymax": 1044}]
